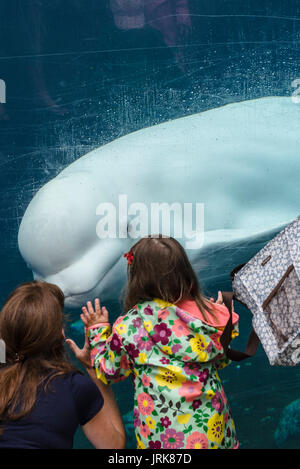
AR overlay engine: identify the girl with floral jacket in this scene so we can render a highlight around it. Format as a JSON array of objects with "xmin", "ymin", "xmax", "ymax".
[{"xmin": 68, "ymin": 235, "xmax": 239, "ymax": 449}]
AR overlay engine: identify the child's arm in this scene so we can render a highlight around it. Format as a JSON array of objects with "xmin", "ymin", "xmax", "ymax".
[
  {"xmin": 81, "ymin": 299, "xmax": 132, "ymax": 385},
  {"xmin": 206, "ymin": 291, "xmax": 240, "ymax": 369}
]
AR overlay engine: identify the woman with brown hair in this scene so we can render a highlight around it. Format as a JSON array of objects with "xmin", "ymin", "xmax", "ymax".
[
  {"xmin": 0, "ymin": 281, "xmax": 125, "ymax": 449},
  {"xmin": 69, "ymin": 235, "xmax": 240, "ymax": 449}
]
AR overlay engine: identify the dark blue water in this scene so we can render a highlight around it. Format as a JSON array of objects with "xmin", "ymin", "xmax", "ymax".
[{"xmin": 1, "ymin": 0, "xmax": 300, "ymax": 449}]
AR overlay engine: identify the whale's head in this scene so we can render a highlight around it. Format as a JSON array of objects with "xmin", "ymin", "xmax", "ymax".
[
  {"xmin": 18, "ymin": 98, "xmax": 300, "ymax": 309},
  {"xmin": 18, "ymin": 172, "xmax": 131, "ymax": 308}
]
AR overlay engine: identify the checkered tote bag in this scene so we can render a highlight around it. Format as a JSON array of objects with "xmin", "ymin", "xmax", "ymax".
[{"xmin": 222, "ymin": 216, "xmax": 300, "ymax": 367}]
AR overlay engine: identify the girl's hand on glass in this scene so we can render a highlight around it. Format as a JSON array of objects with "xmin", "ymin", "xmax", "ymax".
[
  {"xmin": 80, "ymin": 298, "xmax": 109, "ymax": 328},
  {"xmin": 214, "ymin": 291, "xmax": 234, "ymax": 311},
  {"xmin": 209, "ymin": 291, "xmax": 224, "ymax": 305},
  {"xmin": 215, "ymin": 291, "xmax": 224, "ymax": 305}
]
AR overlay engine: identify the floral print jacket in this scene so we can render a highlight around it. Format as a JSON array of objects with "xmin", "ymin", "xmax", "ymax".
[{"xmin": 87, "ymin": 298, "xmax": 239, "ymax": 449}]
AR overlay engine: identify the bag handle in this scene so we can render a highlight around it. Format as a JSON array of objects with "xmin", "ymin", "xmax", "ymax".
[
  {"xmin": 230, "ymin": 263, "xmax": 246, "ymax": 281},
  {"xmin": 220, "ymin": 291, "xmax": 260, "ymax": 361}
]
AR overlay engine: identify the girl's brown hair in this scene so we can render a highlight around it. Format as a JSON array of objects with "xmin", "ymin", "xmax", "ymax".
[
  {"xmin": 0, "ymin": 281, "xmax": 76, "ymax": 433},
  {"xmin": 123, "ymin": 235, "xmax": 216, "ymax": 321}
]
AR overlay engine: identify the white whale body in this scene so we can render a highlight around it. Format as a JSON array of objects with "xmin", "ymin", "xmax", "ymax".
[{"xmin": 18, "ymin": 97, "xmax": 300, "ymax": 307}]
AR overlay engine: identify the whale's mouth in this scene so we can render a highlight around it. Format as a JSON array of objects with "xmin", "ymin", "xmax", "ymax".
[
  {"xmin": 64, "ymin": 285, "xmax": 101, "ymax": 304},
  {"xmin": 62, "ymin": 256, "xmax": 125, "ymax": 308}
]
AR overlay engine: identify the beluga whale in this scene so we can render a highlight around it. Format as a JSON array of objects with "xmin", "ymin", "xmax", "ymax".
[{"xmin": 18, "ymin": 97, "xmax": 300, "ymax": 308}]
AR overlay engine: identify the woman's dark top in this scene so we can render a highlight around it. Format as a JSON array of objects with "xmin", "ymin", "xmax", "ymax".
[{"xmin": 0, "ymin": 372, "xmax": 104, "ymax": 449}]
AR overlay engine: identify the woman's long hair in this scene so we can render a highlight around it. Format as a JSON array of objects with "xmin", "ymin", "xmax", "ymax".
[
  {"xmin": 123, "ymin": 235, "xmax": 216, "ymax": 321},
  {"xmin": 0, "ymin": 281, "xmax": 76, "ymax": 433}
]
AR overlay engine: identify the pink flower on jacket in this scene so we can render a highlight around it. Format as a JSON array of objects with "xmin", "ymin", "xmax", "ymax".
[
  {"xmin": 149, "ymin": 440, "xmax": 161, "ymax": 449},
  {"xmin": 142, "ymin": 375, "xmax": 151, "ymax": 387},
  {"xmin": 160, "ymin": 416, "xmax": 171, "ymax": 428},
  {"xmin": 192, "ymin": 399, "xmax": 202, "ymax": 410},
  {"xmin": 125, "ymin": 343, "xmax": 139, "ymax": 359},
  {"xmin": 183, "ymin": 363, "xmax": 200, "ymax": 376},
  {"xmin": 198, "ymin": 368, "xmax": 209, "ymax": 384},
  {"xmin": 133, "ymin": 408, "xmax": 141, "ymax": 428},
  {"xmin": 144, "ymin": 305, "xmax": 154, "ymax": 315},
  {"xmin": 152, "ymin": 323, "xmax": 172, "ymax": 345},
  {"xmin": 90, "ymin": 348, "xmax": 98, "ymax": 366},
  {"xmin": 178, "ymin": 380, "xmax": 203, "ymax": 402},
  {"xmin": 220, "ymin": 387, "xmax": 228, "ymax": 406},
  {"xmin": 161, "ymin": 428, "xmax": 185, "ymax": 449},
  {"xmin": 133, "ymin": 328, "xmax": 153, "ymax": 351},
  {"xmin": 183, "ymin": 364, "xmax": 209, "ymax": 384},
  {"xmin": 110, "ymin": 333, "xmax": 122, "ymax": 353},
  {"xmin": 211, "ymin": 391, "xmax": 224, "ymax": 412},
  {"xmin": 171, "ymin": 344, "xmax": 182, "ymax": 353},
  {"xmin": 132, "ymin": 317, "xmax": 142, "ymax": 329},
  {"xmin": 210, "ymin": 332, "xmax": 223, "ymax": 350},
  {"xmin": 158, "ymin": 308, "xmax": 170, "ymax": 320},
  {"xmin": 172, "ymin": 319, "xmax": 190, "ymax": 337},
  {"xmin": 140, "ymin": 424, "xmax": 151, "ymax": 438},
  {"xmin": 120, "ymin": 354, "xmax": 130, "ymax": 370},
  {"xmin": 186, "ymin": 432, "xmax": 209, "ymax": 449},
  {"xmin": 160, "ymin": 357, "xmax": 170, "ymax": 365},
  {"xmin": 137, "ymin": 392, "xmax": 154, "ymax": 416}
]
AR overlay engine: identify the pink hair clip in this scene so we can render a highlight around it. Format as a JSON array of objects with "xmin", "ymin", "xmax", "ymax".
[{"xmin": 124, "ymin": 251, "xmax": 134, "ymax": 265}]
